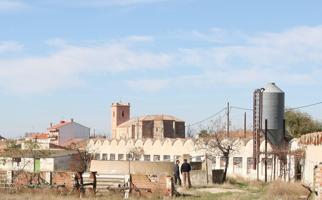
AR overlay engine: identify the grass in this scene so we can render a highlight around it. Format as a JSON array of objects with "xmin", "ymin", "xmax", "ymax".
[{"xmin": 0, "ymin": 178, "xmax": 311, "ymax": 200}]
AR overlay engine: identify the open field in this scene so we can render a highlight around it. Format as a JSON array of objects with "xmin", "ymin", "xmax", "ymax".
[{"xmin": 0, "ymin": 179, "xmax": 310, "ymax": 200}]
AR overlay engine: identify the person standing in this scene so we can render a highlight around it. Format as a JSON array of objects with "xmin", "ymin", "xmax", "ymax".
[
  {"xmin": 181, "ymin": 159, "xmax": 192, "ymax": 188},
  {"xmin": 173, "ymin": 160, "xmax": 181, "ymax": 186}
]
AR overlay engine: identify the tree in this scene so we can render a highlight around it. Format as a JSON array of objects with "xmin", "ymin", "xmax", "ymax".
[
  {"xmin": 285, "ymin": 110, "xmax": 322, "ymax": 138},
  {"xmin": 128, "ymin": 147, "xmax": 144, "ymax": 161},
  {"xmin": 196, "ymin": 119, "xmax": 240, "ymax": 182}
]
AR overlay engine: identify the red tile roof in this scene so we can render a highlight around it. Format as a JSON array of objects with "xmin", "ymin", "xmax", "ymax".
[
  {"xmin": 29, "ymin": 133, "xmax": 49, "ymax": 139},
  {"xmin": 48, "ymin": 120, "xmax": 72, "ymax": 131}
]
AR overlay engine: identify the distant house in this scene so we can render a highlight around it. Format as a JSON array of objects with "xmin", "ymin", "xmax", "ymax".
[
  {"xmin": 0, "ymin": 150, "xmax": 85, "ymax": 173},
  {"xmin": 47, "ymin": 119, "xmax": 90, "ymax": 145}
]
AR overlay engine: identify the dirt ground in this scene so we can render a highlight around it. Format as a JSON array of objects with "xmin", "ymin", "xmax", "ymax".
[{"xmin": 0, "ymin": 180, "xmax": 311, "ymax": 200}]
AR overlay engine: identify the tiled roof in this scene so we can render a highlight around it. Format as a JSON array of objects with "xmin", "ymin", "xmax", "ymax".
[
  {"xmin": 300, "ymin": 132, "xmax": 322, "ymax": 145},
  {"xmin": 118, "ymin": 115, "xmax": 184, "ymax": 128},
  {"xmin": 29, "ymin": 133, "xmax": 49, "ymax": 139},
  {"xmin": 48, "ymin": 120, "xmax": 72, "ymax": 131}
]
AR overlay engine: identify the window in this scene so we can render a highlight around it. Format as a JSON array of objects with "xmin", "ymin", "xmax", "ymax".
[
  {"xmin": 220, "ymin": 157, "xmax": 226, "ymax": 169},
  {"xmin": 118, "ymin": 154, "xmax": 124, "ymax": 160},
  {"xmin": 126, "ymin": 154, "xmax": 132, "ymax": 160},
  {"xmin": 94, "ymin": 153, "xmax": 100, "ymax": 160},
  {"xmin": 102, "ymin": 154, "xmax": 108, "ymax": 160},
  {"xmin": 163, "ymin": 155, "xmax": 170, "ymax": 161},
  {"xmin": 261, "ymin": 158, "xmax": 272, "ymax": 175},
  {"xmin": 134, "ymin": 155, "xmax": 141, "ymax": 161},
  {"xmin": 247, "ymin": 157, "xmax": 254, "ymax": 174},
  {"xmin": 113, "ymin": 111, "xmax": 115, "ymax": 117},
  {"xmin": 122, "ymin": 111, "xmax": 125, "ymax": 117},
  {"xmin": 195, "ymin": 156, "xmax": 202, "ymax": 162},
  {"xmin": 153, "ymin": 155, "xmax": 160, "ymax": 161},
  {"xmin": 211, "ymin": 157, "xmax": 217, "ymax": 169},
  {"xmin": 0, "ymin": 159, "xmax": 6, "ymax": 166},
  {"xmin": 144, "ymin": 155, "xmax": 151, "ymax": 161},
  {"xmin": 13, "ymin": 158, "xmax": 21, "ymax": 167},
  {"xmin": 110, "ymin": 154, "xmax": 115, "ymax": 161},
  {"xmin": 233, "ymin": 157, "xmax": 243, "ymax": 172},
  {"xmin": 174, "ymin": 155, "xmax": 180, "ymax": 162}
]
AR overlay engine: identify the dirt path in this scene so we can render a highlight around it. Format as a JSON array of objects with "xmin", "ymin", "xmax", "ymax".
[{"xmin": 197, "ymin": 187, "xmax": 243, "ymax": 194}]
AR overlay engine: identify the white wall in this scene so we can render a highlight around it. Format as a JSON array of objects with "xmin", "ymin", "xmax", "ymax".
[
  {"xmin": 302, "ymin": 145, "xmax": 322, "ymax": 186},
  {"xmin": 58, "ymin": 122, "xmax": 90, "ymax": 145},
  {"xmin": 87, "ymin": 138, "xmax": 283, "ymax": 181}
]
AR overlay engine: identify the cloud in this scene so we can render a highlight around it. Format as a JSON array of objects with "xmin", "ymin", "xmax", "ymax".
[
  {"xmin": 127, "ymin": 79, "xmax": 170, "ymax": 91},
  {"xmin": 174, "ymin": 25, "xmax": 322, "ymax": 86},
  {"xmin": 0, "ymin": 40, "xmax": 174, "ymax": 94},
  {"xmin": 2, "ymin": 25, "xmax": 322, "ymax": 94},
  {"xmin": 0, "ymin": 41, "xmax": 23, "ymax": 53},
  {"xmin": 0, "ymin": 0, "xmax": 27, "ymax": 12}
]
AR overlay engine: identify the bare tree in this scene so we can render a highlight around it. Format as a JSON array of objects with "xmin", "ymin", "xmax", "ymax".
[
  {"xmin": 196, "ymin": 119, "xmax": 240, "ymax": 182},
  {"xmin": 128, "ymin": 147, "xmax": 144, "ymax": 161}
]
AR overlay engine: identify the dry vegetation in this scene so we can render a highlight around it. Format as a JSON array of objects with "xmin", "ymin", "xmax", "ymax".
[{"xmin": 0, "ymin": 178, "xmax": 311, "ymax": 200}]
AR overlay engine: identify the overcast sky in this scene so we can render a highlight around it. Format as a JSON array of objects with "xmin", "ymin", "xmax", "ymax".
[{"xmin": 1, "ymin": 0, "xmax": 322, "ymax": 138}]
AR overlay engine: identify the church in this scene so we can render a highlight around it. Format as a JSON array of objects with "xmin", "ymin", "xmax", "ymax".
[{"xmin": 111, "ymin": 102, "xmax": 185, "ymax": 139}]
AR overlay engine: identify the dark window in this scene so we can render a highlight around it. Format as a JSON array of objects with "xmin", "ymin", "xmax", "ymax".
[
  {"xmin": 122, "ymin": 111, "xmax": 125, "ymax": 117},
  {"xmin": 144, "ymin": 155, "xmax": 151, "ymax": 161},
  {"xmin": 102, "ymin": 154, "xmax": 108, "ymax": 160},
  {"xmin": 94, "ymin": 154, "xmax": 100, "ymax": 160},
  {"xmin": 118, "ymin": 154, "xmax": 124, "ymax": 160},
  {"xmin": 163, "ymin": 155, "xmax": 171, "ymax": 161},
  {"xmin": 110, "ymin": 154, "xmax": 115, "ymax": 161},
  {"xmin": 154, "ymin": 155, "xmax": 160, "ymax": 161}
]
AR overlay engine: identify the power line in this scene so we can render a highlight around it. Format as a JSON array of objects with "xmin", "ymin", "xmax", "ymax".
[
  {"xmin": 285, "ymin": 101, "xmax": 322, "ymax": 111},
  {"xmin": 187, "ymin": 101, "xmax": 322, "ymax": 129},
  {"xmin": 230, "ymin": 106, "xmax": 253, "ymax": 111},
  {"xmin": 187, "ymin": 107, "xmax": 226, "ymax": 127}
]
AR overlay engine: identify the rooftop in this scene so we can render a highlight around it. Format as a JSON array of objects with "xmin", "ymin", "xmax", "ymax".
[
  {"xmin": 300, "ymin": 131, "xmax": 322, "ymax": 145},
  {"xmin": 47, "ymin": 120, "xmax": 72, "ymax": 131},
  {"xmin": 118, "ymin": 114, "xmax": 184, "ymax": 128},
  {"xmin": 0, "ymin": 149, "xmax": 81, "ymax": 158}
]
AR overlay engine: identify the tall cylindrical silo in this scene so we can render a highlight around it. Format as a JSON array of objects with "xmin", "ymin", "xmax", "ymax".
[{"xmin": 262, "ymin": 82, "xmax": 285, "ymax": 145}]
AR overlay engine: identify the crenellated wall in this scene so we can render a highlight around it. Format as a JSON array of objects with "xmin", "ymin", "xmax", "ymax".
[{"xmin": 87, "ymin": 137, "xmax": 298, "ymax": 182}]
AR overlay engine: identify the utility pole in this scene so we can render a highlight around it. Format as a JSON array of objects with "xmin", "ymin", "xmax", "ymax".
[
  {"xmin": 227, "ymin": 102, "xmax": 230, "ymax": 137},
  {"xmin": 265, "ymin": 119, "xmax": 268, "ymax": 183},
  {"xmin": 205, "ymin": 154, "xmax": 209, "ymax": 184},
  {"xmin": 244, "ymin": 112, "xmax": 247, "ymax": 138}
]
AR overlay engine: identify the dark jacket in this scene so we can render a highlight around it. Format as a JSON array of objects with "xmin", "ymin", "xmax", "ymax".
[
  {"xmin": 181, "ymin": 162, "xmax": 191, "ymax": 173},
  {"xmin": 174, "ymin": 164, "xmax": 180, "ymax": 176}
]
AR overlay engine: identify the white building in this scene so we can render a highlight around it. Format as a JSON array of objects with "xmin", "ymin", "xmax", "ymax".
[
  {"xmin": 87, "ymin": 137, "xmax": 295, "ymax": 182},
  {"xmin": 0, "ymin": 150, "xmax": 83, "ymax": 173},
  {"xmin": 48, "ymin": 119, "xmax": 90, "ymax": 145}
]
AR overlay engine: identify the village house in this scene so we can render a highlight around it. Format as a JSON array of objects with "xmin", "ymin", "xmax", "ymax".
[{"xmin": 47, "ymin": 119, "xmax": 90, "ymax": 145}]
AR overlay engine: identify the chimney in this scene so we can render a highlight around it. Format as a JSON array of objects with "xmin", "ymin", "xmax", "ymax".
[
  {"xmin": 71, "ymin": 118, "xmax": 74, "ymax": 123},
  {"xmin": 50, "ymin": 123, "xmax": 53, "ymax": 127}
]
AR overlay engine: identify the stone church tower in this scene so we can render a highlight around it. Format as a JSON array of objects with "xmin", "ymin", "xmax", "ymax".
[{"xmin": 111, "ymin": 102, "xmax": 130, "ymax": 138}]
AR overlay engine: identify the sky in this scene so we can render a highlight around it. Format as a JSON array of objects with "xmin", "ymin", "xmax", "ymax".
[{"xmin": 1, "ymin": 0, "xmax": 322, "ymax": 138}]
